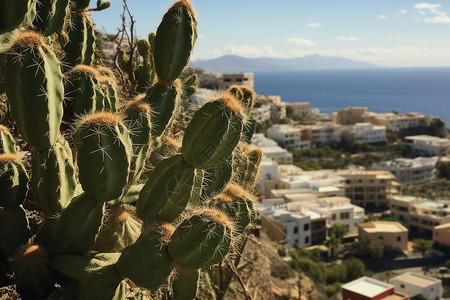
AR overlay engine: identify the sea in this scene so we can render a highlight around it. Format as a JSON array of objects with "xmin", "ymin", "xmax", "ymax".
[{"xmin": 253, "ymin": 67, "xmax": 450, "ymax": 126}]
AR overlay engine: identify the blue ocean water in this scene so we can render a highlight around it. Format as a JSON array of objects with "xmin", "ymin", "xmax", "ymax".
[{"xmin": 254, "ymin": 68, "xmax": 450, "ymax": 125}]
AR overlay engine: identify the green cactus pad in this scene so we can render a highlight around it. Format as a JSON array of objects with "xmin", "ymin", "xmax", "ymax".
[
  {"xmin": 116, "ymin": 225, "xmax": 174, "ymax": 290},
  {"xmin": 13, "ymin": 245, "xmax": 55, "ymax": 300},
  {"xmin": 154, "ymin": 0, "xmax": 197, "ymax": 83},
  {"xmin": 143, "ymin": 82, "xmax": 181, "ymax": 138},
  {"xmin": 0, "ymin": 0, "xmax": 31, "ymax": 34},
  {"xmin": 51, "ymin": 252, "xmax": 121, "ymax": 281},
  {"xmin": 201, "ymin": 160, "xmax": 233, "ymax": 199},
  {"xmin": 0, "ymin": 205, "xmax": 30, "ymax": 256},
  {"xmin": 5, "ymin": 32, "xmax": 64, "ymax": 150},
  {"xmin": 31, "ymin": 135, "xmax": 76, "ymax": 214},
  {"xmin": 75, "ymin": 112, "xmax": 132, "ymax": 202},
  {"xmin": 49, "ymin": 193, "xmax": 104, "ymax": 254},
  {"xmin": 0, "ymin": 125, "xmax": 18, "ymax": 154},
  {"xmin": 137, "ymin": 154, "xmax": 196, "ymax": 223},
  {"xmin": 94, "ymin": 204, "xmax": 142, "ymax": 252},
  {"xmin": 0, "ymin": 154, "xmax": 28, "ymax": 208},
  {"xmin": 63, "ymin": 13, "xmax": 96, "ymax": 66},
  {"xmin": 182, "ymin": 97, "xmax": 244, "ymax": 169},
  {"xmin": 168, "ymin": 209, "xmax": 234, "ymax": 269},
  {"xmin": 172, "ymin": 268, "xmax": 200, "ymax": 300},
  {"xmin": 33, "ymin": 0, "xmax": 70, "ymax": 36}
]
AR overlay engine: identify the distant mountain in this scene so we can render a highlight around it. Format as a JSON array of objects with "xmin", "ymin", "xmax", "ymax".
[{"xmin": 190, "ymin": 54, "xmax": 379, "ymax": 73}]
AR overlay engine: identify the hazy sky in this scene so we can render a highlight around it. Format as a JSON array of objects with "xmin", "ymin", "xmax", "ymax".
[{"xmin": 92, "ymin": 1, "xmax": 450, "ymax": 67}]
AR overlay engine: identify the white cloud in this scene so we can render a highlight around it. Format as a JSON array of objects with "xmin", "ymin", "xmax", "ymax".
[
  {"xmin": 414, "ymin": 3, "xmax": 441, "ymax": 10},
  {"xmin": 336, "ymin": 35, "xmax": 358, "ymax": 41},
  {"xmin": 423, "ymin": 16, "xmax": 450, "ymax": 23},
  {"xmin": 211, "ymin": 45, "xmax": 277, "ymax": 58},
  {"xmin": 378, "ymin": 15, "xmax": 387, "ymax": 19},
  {"xmin": 285, "ymin": 37, "xmax": 317, "ymax": 47},
  {"xmin": 307, "ymin": 23, "xmax": 321, "ymax": 27},
  {"xmin": 414, "ymin": 3, "xmax": 450, "ymax": 23},
  {"xmin": 399, "ymin": 9, "xmax": 407, "ymax": 14}
]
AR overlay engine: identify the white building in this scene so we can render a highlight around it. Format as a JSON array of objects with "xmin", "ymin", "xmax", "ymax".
[
  {"xmin": 250, "ymin": 134, "xmax": 293, "ymax": 164},
  {"xmin": 257, "ymin": 203, "xmax": 313, "ymax": 248},
  {"xmin": 220, "ymin": 73, "xmax": 254, "ymax": 89},
  {"xmin": 297, "ymin": 122, "xmax": 342, "ymax": 147},
  {"xmin": 267, "ymin": 125, "xmax": 310, "ymax": 151},
  {"xmin": 252, "ymin": 104, "xmax": 271, "ymax": 122},
  {"xmin": 342, "ymin": 277, "xmax": 408, "ymax": 300},
  {"xmin": 300, "ymin": 197, "xmax": 365, "ymax": 234},
  {"xmin": 286, "ymin": 102, "xmax": 312, "ymax": 117},
  {"xmin": 366, "ymin": 112, "xmax": 438, "ymax": 132},
  {"xmin": 372, "ymin": 157, "xmax": 438, "ymax": 184},
  {"xmin": 404, "ymin": 135, "xmax": 450, "ymax": 156},
  {"xmin": 343, "ymin": 122, "xmax": 386, "ymax": 144},
  {"xmin": 278, "ymin": 169, "xmax": 345, "ymax": 191},
  {"xmin": 389, "ymin": 272, "xmax": 442, "ymax": 300}
]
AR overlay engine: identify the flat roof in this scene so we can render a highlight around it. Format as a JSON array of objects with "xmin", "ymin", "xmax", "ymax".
[
  {"xmin": 342, "ymin": 277, "xmax": 393, "ymax": 297},
  {"xmin": 359, "ymin": 221, "xmax": 407, "ymax": 233},
  {"xmin": 391, "ymin": 272, "xmax": 440, "ymax": 288},
  {"xmin": 392, "ymin": 195, "xmax": 419, "ymax": 202}
]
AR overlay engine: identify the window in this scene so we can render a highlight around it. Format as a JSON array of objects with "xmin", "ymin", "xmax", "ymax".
[
  {"xmin": 400, "ymin": 284, "xmax": 405, "ymax": 289},
  {"xmin": 305, "ymin": 237, "xmax": 310, "ymax": 244},
  {"xmin": 397, "ymin": 236, "xmax": 401, "ymax": 242},
  {"xmin": 294, "ymin": 226, "xmax": 298, "ymax": 234},
  {"xmin": 304, "ymin": 224, "xmax": 310, "ymax": 231},
  {"xmin": 340, "ymin": 212, "xmax": 350, "ymax": 219},
  {"xmin": 378, "ymin": 236, "xmax": 384, "ymax": 240},
  {"xmin": 332, "ymin": 214, "xmax": 336, "ymax": 220}
]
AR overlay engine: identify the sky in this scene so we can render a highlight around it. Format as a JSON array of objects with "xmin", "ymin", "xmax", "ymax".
[{"xmin": 92, "ymin": 0, "xmax": 450, "ymax": 67}]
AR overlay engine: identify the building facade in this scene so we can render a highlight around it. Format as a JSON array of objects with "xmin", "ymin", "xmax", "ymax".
[
  {"xmin": 372, "ymin": 157, "xmax": 437, "ymax": 184},
  {"xmin": 389, "ymin": 272, "xmax": 442, "ymax": 300},
  {"xmin": 404, "ymin": 135, "xmax": 450, "ymax": 156},
  {"xmin": 409, "ymin": 200, "xmax": 450, "ymax": 237},
  {"xmin": 340, "ymin": 171, "xmax": 399, "ymax": 210},
  {"xmin": 267, "ymin": 125, "xmax": 311, "ymax": 151},
  {"xmin": 342, "ymin": 123, "xmax": 386, "ymax": 144},
  {"xmin": 332, "ymin": 107, "xmax": 368, "ymax": 125},
  {"xmin": 220, "ymin": 73, "xmax": 254, "ymax": 89},
  {"xmin": 358, "ymin": 221, "xmax": 408, "ymax": 251},
  {"xmin": 287, "ymin": 102, "xmax": 311, "ymax": 117}
]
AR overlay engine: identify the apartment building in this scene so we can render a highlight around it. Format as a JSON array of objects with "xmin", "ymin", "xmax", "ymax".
[
  {"xmin": 286, "ymin": 102, "xmax": 311, "ymax": 117},
  {"xmin": 250, "ymin": 134, "xmax": 293, "ymax": 164},
  {"xmin": 297, "ymin": 122, "xmax": 342, "ymax": 147},
  {"xmin": 342, "ymin": 123, "xmax": 386, "ymax": 144},
  {"xmin": 404, "ymin": 135, "xmax": 450, "ymax": 156},
  {"xmin": 433, "ymin": 223, "xmax": 450, "ymax": 247},
  {"xmin": 301, "ymin": 197, "xmax": 365, "ymax": 234},
  {"xmin": 342, "ymin": 277, "xmax": 408, "ymax": 300},
  {"xmin": 367, "ymin": 112, "xmax": 436, "ymax": 132},
  {"xmin": 409, "ymin": 200, "xmax": 450, "ymax": 237},
  {"xmin": 358, "ymin": 221, "xmax": 408, "ymax": 251},
  {"xmin": 267, "ymin": 125, "xmax": 311, "ymax": 151},
  {"xmin": 372, "ymin": 157, "xmax": 437, "ymax": 184},
  {"xmin": 332, "ymin": 107, "xmax": 369, "ymax": 125},
  {"xmin": 340, "ymin": 171, "xmax": 399, "ymax": 210},
  {"xmin": 271, "ymin": 103, "xmax": 286, "ymax": 120},
  {"xmin": 256, "ymin": 157, "xmax": 279, "ymax": 197},
  {"xmin": 257, "ymin": 203, "xmax": 314, "ymax": 248},
  {"xmin": 390, "ymin": 195, "xmax": 424, "ymax": 222},
  {"xmin": 389, "ymin": 272, "xmax": 442, "ymax": 300},
  {"xmin": 252, "ymin": 104, "xmax": 271, "ymax": 122},
  {"xmin": 220, "ymin": 73, "xmax": 254, "ymax": 89}
]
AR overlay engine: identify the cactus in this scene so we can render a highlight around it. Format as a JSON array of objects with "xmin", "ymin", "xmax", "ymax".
[
  {"xmin": 75, "ymin": 112, "xmax": 133, "ymax": 202},
  {"xmin": 182, "ymin": 95, "xmax": 244, "ymax": 169},
  {"xmin": 31, "ymin": 135, "xmax": 76, "ymax": 214},
  {"xmin": 4, "ymin": 31, "xmax": 64, "ymax": 150},
  {"xmin": 0, "ymin": 1, "xmax": 262, "ymax": 299},
  {"xmin": 33, "ymin": 0, "xmax": 70, "ymax": 36},
  {"xmin": 0, "ymin": 0, "xmax": 32, "ymax": 34}
]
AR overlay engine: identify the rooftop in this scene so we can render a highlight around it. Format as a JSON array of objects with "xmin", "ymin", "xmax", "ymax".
[
  {"xmin": 342, "ymin": 277, "xmax": 393, "ymax": 297},
  {"xmin": 390, "ymin": 272, "xmax": 441, "ymax": 288},
  {"xmin": 392, "ymin": 195, "xmax": 421, "ymax": 203},
  {"xmin": 358, "ymin": 221, "xmax": 408, "ymax": 233}
]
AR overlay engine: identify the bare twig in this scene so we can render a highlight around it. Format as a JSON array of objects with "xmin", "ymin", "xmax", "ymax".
[{"xmin": 227, "ymin": 260, "xmax": 254, "ymax": 300}]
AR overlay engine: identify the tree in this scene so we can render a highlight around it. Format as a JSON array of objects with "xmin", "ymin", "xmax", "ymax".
[
  {"xmin": 350, "ymin": 237, "xmax": 384, "ymax": 259},
  {"xmin": 413, "ymin": 238, "xmax": 433, "ymax": 257},
  {"xmin": 437, "ymin": 162, "xmax": 450, "ymax": 180},
  {"xmin": 329, "ymin": 224, "xmax": 348, "ymax": 239},
  {"xmin": 324, "ymin": 236, "xmax": 342, "ymax": 260}
]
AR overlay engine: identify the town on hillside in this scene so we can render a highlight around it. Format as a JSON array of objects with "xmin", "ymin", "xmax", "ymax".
[{"xmin": 195, "ymin": 72, "xmax": 450, "ymax": 300}]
